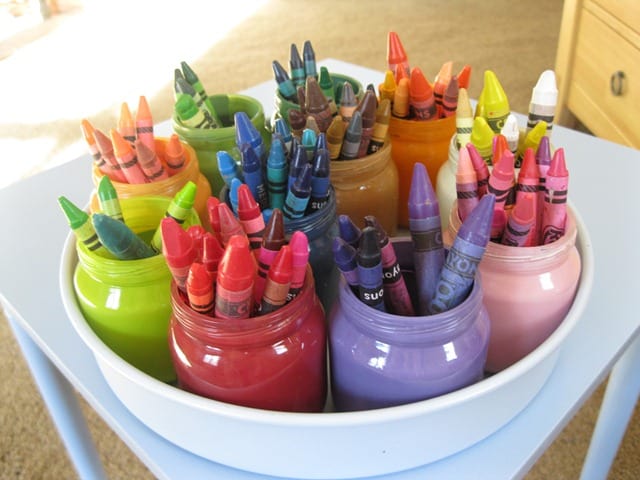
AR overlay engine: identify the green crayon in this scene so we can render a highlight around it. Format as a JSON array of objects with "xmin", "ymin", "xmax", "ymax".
[
  {"xmin": 180, "ymin": 61, "xmax": 222, "ymax": 127},
  {"xmin": 92, "ymin": 213, "xmax": 156, "ymax": 260},
  {"xmin": 97, "ymin": 175, "xmax": 123, "ymax": 222},
  {"xmin": 58, "ymin": 196, "xmax": 111, "ymax": 257},
  {"xmin": 151, "ymin": 181, "xmax": 197, "ymax": 251},
  {"xmin": 174, "ymin": 76, "xmax": 219, "ymax": 128},
  {"xmin": 174, "ymin": 94, "xmax": 216, "ymax": 130}
]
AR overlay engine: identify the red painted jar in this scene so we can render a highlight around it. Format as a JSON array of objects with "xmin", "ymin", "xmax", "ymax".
[{"xmin": 168, "ymin": 267, "xmax": 327, "ymax": 412}]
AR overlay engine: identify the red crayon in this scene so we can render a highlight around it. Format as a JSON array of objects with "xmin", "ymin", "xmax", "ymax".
[
  {"xmin": 187, "ymin": 225, "xmax": 206, "ymax": 261},
  {"xmin": 217, "ymin": 202, "xmax": 247, "ymax": 247},
  {"xmin": 516, "ymin": 148, "xmax": 540, "ymax": 246},
  {"xmin": 135, "ymin": 139, "xmax": 169, "ymax": 182},
  {"xmin": 135, "ymin": 95, "xmax": 155, "ymax": 154},
  {"xmin": 541, "ymin": 148, "xmax": 569, "ymax": 245},
  {"xmin": 260, "ymin": 245, "xmax": 293, "ymax": 314},
  {"xmin": 206, "ymin": 196, "xmax": 222, "ymax": 238},
  {"xmin": 387, "ymin": 31, "xmax": 410, "ymax": 80},
  {"xmin": 93, "ymin": 127, "xmax": 128, "ymax": 184},
  {"xmin": 237, "ymin": 184, "xmax": 266, "ymax": 250},
  {"xmin": 254, "ymin": 208, "xmax": 286, "ymax": 304},
  {"xmin": 457, "ymin": 64, "xmax": 472, "ymax": 90},
  {"xmin": 165, "ymin": 134, "xmax": 187, "ymax": 175},
  {"xmin": 408, "ymin": 67, "xmax": 437, "ymax": 121},
  {"xmin": 201, "ymin": 232, "xmax": 224, "ymax": 281},
  {"xmin": 467, "ymin": 143, "xmax": 490, "ymax": 198},
  {"xmin": 161, "ymin": 217, "xmax": 197, "ymax": 292},
  {"xmin": 215, "ymin": 234, "xmax": 256, "ymax": 320},
  {"xmin": 501, "ymin": 192, "xmax": 536, "ymax": 247},
  {"xmin": 110, "ymin": 128, "xmax": 147, "ymax": 184},
  {"xmin": 287, "ymin": 230, "xmax": 309, "ymax": 302},
  {"xmin": 186, "ymin": 262, "xmax": 215, "ymax": 316}
]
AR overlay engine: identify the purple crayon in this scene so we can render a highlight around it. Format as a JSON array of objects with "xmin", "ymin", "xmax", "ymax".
[
  {"xmin": 541, "ymin": 148, "xmax": 569, "ymax": 245},
  {"xmin": 408, "ymin": 162, "xmax": 445, "ymax": 315},
  {"xmin": 332, "ymin": 237, "xmax": 359, "ymax": 292},
  {"xmin": 356, "ymin": 227, "xmax": 385, "ymax": 312},
  {"xmin": 428, "ymin": 194, "xmax": 496, "ymax": 314},
  {"xmin": 364, "ymin": 215, "xmax": 415, "ymax": 316},
  {"xmin": 501, "ymin": 192, "xmax": 536, "ymax": 247},
  {"xmin": 338, "ymin": 214, "xmax": 362, "ymax": 249}
]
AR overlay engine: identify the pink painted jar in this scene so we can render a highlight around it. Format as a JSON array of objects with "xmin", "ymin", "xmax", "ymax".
[{"xmin": 445, "ymin": 201, "xmax": 581, "ymax": 373}]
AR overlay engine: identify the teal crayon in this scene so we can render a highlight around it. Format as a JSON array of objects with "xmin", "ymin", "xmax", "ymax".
[
  {"xmin": 273, "ymin": 59, "xmax": 297, "ymax": 102},
  {"xmin": 97, "ymin": 175, "xmax": 124, "ymax": 222},
  {"xmin": 92, "ymin": 213, "xmax": 156, "ymax": 260}
]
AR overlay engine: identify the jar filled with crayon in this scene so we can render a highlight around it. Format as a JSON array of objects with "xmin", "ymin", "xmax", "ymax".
[
  {"xmin": 73, "ymin": 195, "xmax": 201, "ymax": 382},
  {"xmin": 328, "ymin": 238, "xmax": 490, "ymax": 412},
  {"xmin": 168, "ymin": 266, "xmax": 327, "ymax": 412},
  {"xmin": 90, "ymin": 137, "xmax": 212, "ymax": 225},
  {"xmin": 445, "ymin": 202, "xmax": 581, "ymax": 373}
]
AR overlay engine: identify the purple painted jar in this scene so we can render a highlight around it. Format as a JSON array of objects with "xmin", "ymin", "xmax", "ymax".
[{"xmin": 328, "ymin": 238, "xmax": 490, "ymax": 412}]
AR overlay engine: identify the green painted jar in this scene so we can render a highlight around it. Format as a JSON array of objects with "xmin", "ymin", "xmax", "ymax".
[
  {"xmin": 172, "ymin": 94, "xmax": 271, "ymax": 197},
  {"xmin": 72, "ymin": 195, "xmax": 201, "ymax": 382}
]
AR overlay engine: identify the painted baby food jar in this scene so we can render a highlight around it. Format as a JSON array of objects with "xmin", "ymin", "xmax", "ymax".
[
  {"xmin": 446, "ymin": 202, "xmax": 581, "ymax": 373},
  {"xmin": 168, "ymin": 267, "xmax": 327, "ymax": 412},
  {"xmin": 73, "ymin": 196, "xmax": 201, "ymax": 383},
  {"xmin": 329, "ymin": 238, "xmax": 490, "ymax": 412},
  {"xmin": 330, "ymin": 141, "xmax": 399, "ymax": 236}
]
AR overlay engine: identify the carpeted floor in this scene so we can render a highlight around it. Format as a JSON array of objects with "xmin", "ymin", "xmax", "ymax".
[{"xmin": 1, "ymin": 1, "xmax": 639, "ymax": 478}]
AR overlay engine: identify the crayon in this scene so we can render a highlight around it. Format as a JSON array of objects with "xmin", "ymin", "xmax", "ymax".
[
  {"xmin": 301, "ymin": 128, "xmax": 317, "ymax": 159},
  {"xmin": 135, "ymin": 96, "xmax": 155, "ymax": 155},
  {"xmin": 457, "ymin": 64, "xmax": 472, "ymax": 90},
  {"xmin": 288, "ymin": 143, "xmax": 309, "ymax": 190},
  {"xmin": 216, "ymin": 150, "xmax": 241, "ymax": 188},
  {"xmin": 408, "ymin": 162, "xmax": 445, "ymax": 315},
  {"xmin": 150, "ymin": 180, "xmax": 197, "ymax": 251},
  {"xmin": 364, "ymin": 215, "xmax": 414, "ymax": 315},
  {"xmin": 237, "ymin": 184, "xmax": 266, "ymax": 250},
  {"xmin": 254, "ymin": 208, "xmax": 286, "ymax": 304},
  {"xmin": 469, "ymin": 116, "xmax": 495, "ymax": 166},
  {"xmin": 356, "ymin": 226, "xmax": 386, "ymax": 312},
  {"xmin": 58, "ymin": 196, "xmax": 109, "ymax": 256},
  {"xmin": 217, "ymin": 201, "xmax": 247, "ymax": 247},
  {"xmin": 540, "ymin": 148, "xmax": 569, "ymax": 245},
  {"xmin": 339, "ymin": 110, "xmax": 363, "ymax": 160},
  {"xmin": 313, "ymin": 131, "xmax": 327, "ymax": 159},
  {"xmin": 387, "ymin": 31, "xmax": 410, "ymax": 80},
  {"xmin": 501, "ymin": 192, "xmax": 536, "ymax": 247},
  {"xmin": 467, "ymin": 143, "xmax": 490, "ymax": 198},
  {"xmin": 161, "ymin": 217, "xmax": 198, "ymax": 291},
  {"xmin": 527, "ymin": 69, "xmax": 557, "ymax": 135},
  {"xmin": 332, "ymin": 236, "xmax": 359, "ymax": 292},
  {"xmin": 455, "ymin": 146, "xmax": 479, "ymax": 223},
  {"xmin": 367, "ymin": 98, "xmax": 391, "ymax": 154},
  {"xmin": 240, "ymin": 142, "xmax": 269, "ymax": 210},
  {"xmin": 491, "ymin": 133, "xmax": 510, "ymax": 168},
  {"xmin": 392, "ymin": 77, "xmax": 410, "ymax": 119},
  {"xmin": 274, "ymin": 118, "xmax": 293, "ymax": 154},
  {"xmin": 455, "ymin": 88, "xmax": 473, "ymax": 149},
  {"xmin": 266, "ymin": 135, "xmax": 288, "ymax": 210},
  {"xmin": 305, "ymin": 76, "xmax": 333, "ymax": 132},
  {"xmin": 302, "ymin": 40, "xmax": 317, "ymax": 80},
  {"xmin": 296, "ymin": 86, "xmax": 307, "ymax": 114},
  {"xmin": 174, "ymin": 94, "xmax": 216, "ymax": 130},
  {"xmin": 228, "ymin": 176, "xmax": 241, "ymax": 214},
  {"xmin": 516, "ymin": 147, "xmax": 540, "ymax": 245},
  {"xmin": 338, "ymin": 214, "xmax": 362, "ymax": 248},
  {"xmin": 339, "ymin": 82, "xmax": 358, "ymax": 125},
  {"xmin": 117, "ymin": 102, "xmax": 136, "ymax": 145},
  {"xmin": 288, "ymin": 108, "xmax": 306, "ymax": 139},
  {"xmin": 304, "ymin": 116, "xmax": 321, "ymax": 136},
  {"xmin": 273, "ymin": 59, "xmax": 298, "ymax": 102},
  {"xmin": 235, "ymin": 111, "xmax": 264, "ymax": 160},
  {"xmin": 440, "ymin": 74, "xmax": 459, "ymax": 118},
  {"xmin": 206, "ymin": 196, "xmax": 222, "ymax": 238},
  {"xmin": 289, "ymin": 43, "xmax": 306, "ymax": 88},
  {"xmin": 428, "ymin": 193, "xmax": 495, "ymax": 314},
  {"xmin": 535, "ymin": 135, "xmax": 552, "ymax": 233},
  {"xmin": 260, "ymin": 245, "xmax": 293, "ymax": 314},
  {"xmin": 80, "ymin": 119, "xmax": 106, "ymax": 173},
  {"xmin": 481, "ymin": 70, "xmax": 510, "ymax": 133},
  {"xmin": 201, "ymin": 232, "xmax": 224, "ymax": 281},
  {"xmin": 500, "ymin": 113, "xmax": 520, "ymax": 164},
  {"xmin": 318, "ymin": 66, "xmax": 338, "ymax": 115},
  {"xmin": 287, "ymin": 230, "xmax": 309, "ymax": 301},
  {"xmin": 97, "ymin": 175, "xmax": 124, "ymax": 222},
  {"xmin": 378, "ymin": 70, "xmax": 396, "ymax": 104},
  {"xmin": 187, "ymin": 224, "xmax": 206, "ymax": 261},
  {"xmin": 92, "ymin": 213, "xmax": 156, "ymax": 260},
  {"xmin": 408, "ymin": 66, "xmax": 437, "ymax": 120},
  {"xmin": 135, "ymin": 139, "xmax": 169, "ymax": 182},
  {"xmin": 306, "ymin": 147, "xmax": 331, "ymax": 214},
  {"xmin": 487, "ymin": 149, "xmax": 515, "ymax": 240},
  {"xmin": 175, "ymin": 75, "xmax": 219, "ymax": 128},
  {"xmin": 517, "ymin": 120, "xmax": 547, "ymax": 166},
  {"xmin": 110, "ymin": 129, "xmax": 147, "ymax": 184},
  {"xmin": 186, "ymin": 262, "xmax": 215, "ymax": 316},
  {"xmin": 180, "ymin": 61, "xmax": 222, "ymax": 126},
  {"xmin": 215, "ymin": 234, "xmax": 256, "ymax": 320},
  {"xmin": 325, "ymin": 115, "xmax": 346, "ymax": 160},
  {"xmin": 164, "ymin": 134, "xmax": 187, "ymax": 175},
  {"xmin": 355, "ymin": 90, "xmax": 377, "ymax": 157},
  {"xmin": 433, "ymin": 61, "xmax": 453, "ymax": 116},
  {"xmin": 283, "ymin": 163, "xmax": 312, "ymax": 219},
  {"xmin": 93, "ymin": 127, "xmax": 128, "ymax": 184}
]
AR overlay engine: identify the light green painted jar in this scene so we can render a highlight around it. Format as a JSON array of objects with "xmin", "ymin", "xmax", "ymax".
[{"xmin": 72, "ymin": 195, "xmax": 201, "ymax": 382}]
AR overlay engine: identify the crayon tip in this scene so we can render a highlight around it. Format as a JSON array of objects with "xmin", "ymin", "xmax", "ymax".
[
  {"xmin": 549, "ymin": 148, "xmax": 568, "ymax": 176},
  {"xmin": 535, "ymin": 135, "xmax": 552, "ymax": 167},
  {"xmin": 387, "ymin": 31, "xmax": 408, "ymax": 65},
  {"xmin": 80, "ymin": 118, "xmax": 96, "ymax": 145},
  {"xmin": 110, "ymin": 128, "xmax": 133, "ymax": 157},
  {"xmin": 58, "ymin": 195, "xmax": 88, "ymax": 229},
  {"xmin": 408, "ymin": 162, "xmax": 439, "ymax": 218},
  {"xmin": 532, "ymin": 70, "xmax": 558, "ymax": 105}
]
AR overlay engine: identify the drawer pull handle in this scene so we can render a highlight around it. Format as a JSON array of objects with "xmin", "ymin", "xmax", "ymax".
[{"xmin": 610, "ymin": 71, "xmax": 625, "ymax": 96}]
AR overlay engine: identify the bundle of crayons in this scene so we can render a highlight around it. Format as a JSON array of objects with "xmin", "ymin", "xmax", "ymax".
[
  {"xmin": 382, "ymin": 31, "xmax": 471, "ymax": 121},
  {"xmin": 334, "ymin": 163, "xmax": 495, "ymax": 316},
  {"xmin": 217, "ymin": 114, "xmax": 331, "ymax": 221},
  {"xmin": 173, "ymin": 60, "xmax": 223, "ymax": 129},
  {"xmin": 81, "ymin": 97, "xmax": 188, "ymax": 184},
  {"xmin": 272, "ymin": 40, "xmax": 389, "ymax": 159},
  {"xmin": 165, "ymin": 205, "xmax": 310, "ymax": 319}
]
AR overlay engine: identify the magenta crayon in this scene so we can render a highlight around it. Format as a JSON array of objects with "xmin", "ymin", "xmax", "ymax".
[
  {"xmin": 97, "ymin": 175, "xmax": 124, "ymax": 222},
  {"xmin": 135, "ymin": 95, "xmax": 155, "ymax": 154},
  {"xmin": 92, "ymin": 213, "xmax": 156, "ymax": 260},
  {"xmin": 408, "ymin": 162, "xmax": 444, "ymax": 315},
  {"xmin": 254, "ymin": 208, "xmax": 286, "ymax": 304},
  {"xmin": 165, "ymin": 133, "xmax": 187, "ymax": 175},
  {"xmin": 287, "ymin": 230, "xmax": 309, "ymax": 302},
  {"xmin": 237, "ymin": 183, "xmax": 266, "ymax": 250},
  {"xmin": 364, "ymin": 215, "xmax": 414, "ymax": 316},
  {"xmin": 356, "ymin": 226, "xmax": 386, "ymax": 312},
  {"xmin": 441, "ymin": 74, "xmax": 459, "ymax": 118},
  {"xmin": 387, "ymin": 31, "xmax": 410, "ymax": 79},
  {"xmin": 110, "ymin": 128, "xmax": 147, "ymax": 184},
  {"xmin": 516, "ymin": 147, "xmax": 540, "ymax": 245},
  {"xmin": 535, "ymin": 135, "xmax": 552, "ymax": 233},
  {"xmin": 541, "ymin": 148, "xmax": 569, "ymax": 245},
  {"xmin": 215, "ymin": 234, "xmax": 256, "ymax": 320},
  {"xmin": 151, "ymin": 180, "xmax": 197, "ymax": 251},
  {"xmin": 456, "ymin": 146, "xmax": 479, "ymax": 223},
  {"xmin": 260, "ymin": 245, "xmax": 293, "ymax": 314},
  {"xmin": 201, "ymin": 232, "xmax": 224, "ymax": 282},
  {"xmin": 135, "ymin": 139, "xmax": 169, "ymax": 182},
  {"xmin": 161, "ymin": 217, "xmax": 197, "ymax": 292},
  {"xmin": 118, "ymin": 102, "xmax": 136, "ymax": 145},
  {"xmin": 501, "ymin": 192, "xmax": 536, "ymax": 247},
  {"xmin": 467, "ymin": 143, "xmax": 490, "ymax": 198},
  {"xmin": 338, "ymin": 214, "xmax": 361, "ymax": 248},
  {"xmin": 332, "ymin": 236, "xmax": 359, "ymax": 292},
  {"xmin": 433, "ymin": 61, "xmax": 453, "ymax": 116},
  {"xmin": 186, "ymin": 262, "xmax": 215, "ymax": 316},
  {"xmin": 217, "ymin": 202, "xmax": 247, "ymax": 247},
  {"xmin": 408, "ymin": 67, "xmax": 437, "ymax": 121},
  {"xmin": 187, "ymin": 224, "xmax": 206, "ymax": 261},
  {"xmin": 93, "ymin": 127, "xmax": 128, "ymax": 183}
]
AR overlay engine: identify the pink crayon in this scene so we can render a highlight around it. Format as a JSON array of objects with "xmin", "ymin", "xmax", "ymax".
[
  {"xmin": 110, "ymin": 129, "xmax": 147, "ymax": 184},
  {"xmin": 501, "ymin": 192, "xmax": 536, "ymax": 247},
  {"xmin": 456, "ymin": 146, "xmax": 479, "ymax": 222},
  {"xmin": 540, "ymin": 148, "xmax": 569, "ymax": 245},
  {"xmin": 287, "ymin": 230, "xmax": 309, "ymax": 302},
  {"xmin": 535, "ymin": 136, "xmax": 552, "ymax": 234},
  {"xmin": 487, "ymin": 149, "xmax": 515, "ymax": 241},
  {"xmin": 93, "ymin": 128, "xmax": 128, "ymax": 184},
  {"xmin": 466, "ymin": 143, "xmax": 490, "ymax": 198},
  {"xmin": 516, "ymin": 148, "xmax": 540, "ymax": 246}
]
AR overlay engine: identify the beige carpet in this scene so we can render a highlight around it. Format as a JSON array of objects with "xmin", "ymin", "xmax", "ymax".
[{"xmin": 1, "ymin": 0, "xmax": 639, "ymax": 478}]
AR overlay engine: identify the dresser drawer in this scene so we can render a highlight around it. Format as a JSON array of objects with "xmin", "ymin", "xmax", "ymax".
[
  {"xmin": 568, "ymin": 8, "xmax": 640, "ymax": 146},
  {"xmin": 591, "ymin": 0, "xmax": 640, "ymax": 32}
]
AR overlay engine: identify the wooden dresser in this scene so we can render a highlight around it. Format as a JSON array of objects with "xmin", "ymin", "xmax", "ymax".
[{"xmin": 554, "ymin": 0, "xmax": 640, "ymax": 148}]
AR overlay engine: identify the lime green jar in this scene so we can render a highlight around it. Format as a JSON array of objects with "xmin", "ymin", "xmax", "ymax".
[{"xmin": 72, "ymin": 196, "xmax": 201, "ymax": 382}]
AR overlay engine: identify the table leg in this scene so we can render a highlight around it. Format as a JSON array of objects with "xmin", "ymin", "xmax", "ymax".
[
  {"xmin": 7, "ymin": 315, "xmax": 107, "ymax": 480},
  {"xmin": 580, "ymin": 332, "xmax": 640, "ymax": 480}
]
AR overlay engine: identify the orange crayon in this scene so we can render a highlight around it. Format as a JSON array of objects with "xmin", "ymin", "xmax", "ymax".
[
  {"xmin": 117, "ymin": 102, "xmax": 136, "ymax": 145},
  {"xmin": 80, "ymin": 119, "xmax": 104, "ymax": 169},
  {"xmin": 110, "ymin": 128, "xmax": 147, "ymax": 184},
  {"xmin": 387, "ymin": 31, "xmax": 410, "ymax": 80},
  {"xmin": 408, "ymin": 67, "xmax": 437, "ymax": 121},
  {"xmin": 392, "ymin": 77, "xmax": 410, "ymax": 118},
  {"xmin": 135, "ymin": 95, "xmax": 155, "ymax": 154},
  {"xmin": 165, "ymin": 133, "xmax": 187, "ymax": 175},
  {"xmin": 457, "ymin": 64, "xmax": 472, "ymax": 90},
  {"xmin": 135, "ymin": 139, "xmax": 169, "ymax": 182}
]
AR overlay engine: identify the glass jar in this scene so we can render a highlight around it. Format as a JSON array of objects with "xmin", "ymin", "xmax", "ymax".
[
  {"xmin": 169, "ymin": 267, "xmax": 327, "ymax": 412},
  {"xmin": 330, "ymin": 141, "xmax": 399, "ymax": 236},
  {"xmin": 446, "ymin": 201, "xmax": 582, "ymax": 373},
  {"xmin": 73, "ymin": 196, "xmax": 201, "ymax": 382},
  {"xmin": 435, "ymin": 134, "xmax": 462, "ymax": 232},
  {"xmin": 329, "ymin": 238, "xmax": 490, "ymax": 412},
  {"xmin": 90, "ymin": 137, "xmax": 212, "ymax": 225}
]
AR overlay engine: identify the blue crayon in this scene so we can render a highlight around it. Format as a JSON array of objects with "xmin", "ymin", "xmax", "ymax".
[
  {"xmin": 235, "ymin": 111, "xmax": 264, "ymax": 160},
  {"xmin": 289, "ymin": 43, "xmax": 306, "ymax": 89},
  {"xmin": 306, "ymin": 148, "xmax": 330, "ymax": 214},
  {"xmin": 338, "ymin": 214, "xmax": 362, "ymax": 248},
  {"xmin": 288, "ymin": 144, "xmax": 309, "ymax": 190},
  {"xmin": 240, "ymin": 142, "xmax": 269, "ymax": 210},
  {"xmin": 274, "ymin": 117, "xmax": 293, "ymax": 154},
  {"xmin": 303, "ymin": 40, "xmax": 317, "ymax": 80},
  {"xmin": 283, "ymin": 163, "xmax": 312, "ymax": 220},
  {"xmin": 332, "ymin": 236, "xmax": 359, "ymax": 291},
  {"xmin": 272, "ymin": 59, "xmax": 297, "ymax": 102},
  {"xmin": 301, "ymin": 128, "xmax": 317, "ymax": 160},
  {"xmin": 313, "ymin": 132, "xmax": 327, "ymax": 158},
  {"xmin": 428, "ymin": 194, "xmax": 495, "ymax": 314},
  {"xmin": 228, "ymin": 177, "xmax": 243, "ymax": 214},
  {"xmin": 356, "ymin": 226, "xmax": 385, "ymax": 312},
  {"xmin": 408, "ymin": 162, "xmax": 445, "ymax": 315},
  {"xmin": 216, "ymin": 150, "xmax": 241, "ymax": 188},
  {"xmin": 92, "ymin": 213, "xmax": 156, "ymax": 260},
  {"xmin": 266, "ymin": 134, "xmax": 288, "ymax": 210}
]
